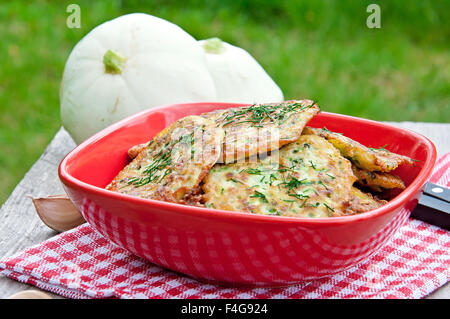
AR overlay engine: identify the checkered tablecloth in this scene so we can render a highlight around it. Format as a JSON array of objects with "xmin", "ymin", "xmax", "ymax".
[{"xmin": 1, "ymin": 153, "xmax": 449, "ymax": 299}]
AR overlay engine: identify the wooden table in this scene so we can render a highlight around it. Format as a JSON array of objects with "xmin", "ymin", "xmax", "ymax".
[{"xmin": 1, "ymin": 124, "xmax": 449, "ymax": 299}]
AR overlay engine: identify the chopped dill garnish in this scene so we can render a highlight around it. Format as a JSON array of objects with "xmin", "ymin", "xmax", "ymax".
[
  {"xmin": 368, "ymin": 144, "xmax": 390, "ymax": 152},
  {"xmin": 269, "ymin": 173, "xmax": 278, "ymax": 185},
  {"xmin": 317, "ymin": 180, "xmax": 329, "ymax": 189},
  {"xmin": 267, "ymin": 208, "xmax": 280, "ymax": 215},
  {"xmin": 301, "ymin": 143, "xmax": 311, "ymax": 149},
  {"xmin": 128, "ymin": 147, "xmax": 172, "ymax": 187},
  {"xmin": 221, "ymin": 101, "xmax": 314, "ymax": 128},
  {"xmin": 245, "ymin": 168, "xmax": 262, "ymax": 175},
  {"xmin": 323, "ymin": 203, "xmax": 335, "ymax": 216},
  {"xmin": 230, "ymin": 178, "xmax": 244, "ymax": 184},
  {"xmin": 127, "ymin": 130, "xmax": 198, "ymax": 188},
  {"xmin": 288, "ymin": 193, "xmax": 310, "ymax": 200},
  {"xmin": 298, "ymin": 199, "xmax": 308, "ymax": 208},
  {"xmin": 281, "ymin": 175, "xmax": 316, "ymax": 190},
  {"xmin": 280, "ymin": 175, "xmax": 308, "ymax": 190},
  {"xmin": 250, "ymin": 190, "xmax": 268, "ymax": 203}
]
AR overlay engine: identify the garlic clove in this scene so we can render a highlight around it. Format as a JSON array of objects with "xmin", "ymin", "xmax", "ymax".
[
  {"xmin": 31, "ymin": 194, "xmax": 85, "ymax": 232},
  {"xmin": 8, "ymin": 290, "xmax": 53, "ymax": 299}
]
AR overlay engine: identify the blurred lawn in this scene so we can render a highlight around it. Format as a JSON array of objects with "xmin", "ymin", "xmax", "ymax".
[{"xmin": 0, "ymin": 0, "xmax": 449, "ymax": 204}]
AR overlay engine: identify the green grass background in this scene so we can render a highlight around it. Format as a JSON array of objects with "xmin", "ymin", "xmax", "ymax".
[{"xmin": 0, "ymin": 0, "xmax": 449, "ymax": 204}]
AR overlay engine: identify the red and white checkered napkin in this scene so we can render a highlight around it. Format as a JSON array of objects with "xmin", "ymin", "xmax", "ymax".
[{"xmin": 1, "ymin": 154, "xmax": 449, "ymax": 299}]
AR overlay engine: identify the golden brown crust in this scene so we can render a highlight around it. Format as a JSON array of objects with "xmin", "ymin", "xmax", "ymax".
[
  {"xmin": 302, "ymin": 127, "xmax": 414, "ymax": 172},
  {"xmin": 127, "ymin": 142, "xmax": 150, "ymax": 159},
  {"xmin": 202, "ymin": 100, "xmax": 320, "ymax": 163},
  {"xmin": 344, "ymin": 187, "xmax": 387, "ymax": 215},
  {"xmin": 352, "ymin": 166, "xmax": 406, "ymax": 192}
]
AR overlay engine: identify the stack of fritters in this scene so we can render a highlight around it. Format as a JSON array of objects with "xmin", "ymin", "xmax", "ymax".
[{"xmin": 107, "ymin": 100, "xmax": 414, "ymax": 218}]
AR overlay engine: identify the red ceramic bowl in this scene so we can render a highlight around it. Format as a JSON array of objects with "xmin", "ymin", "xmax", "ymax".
[{"xmin": 59, "ymin": 102, "xmax": 436, "ymax": 286}]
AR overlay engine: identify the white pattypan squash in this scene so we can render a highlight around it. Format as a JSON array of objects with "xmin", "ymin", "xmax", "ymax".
[
  {"xmin": 199, "ymin": 38, "xmax": 284, "ymax": 104},
  {"xmin": 60, "ymin": 13, "xmax": 217, "ymax": 144}
]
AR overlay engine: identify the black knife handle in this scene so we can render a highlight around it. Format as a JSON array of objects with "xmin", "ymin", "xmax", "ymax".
[
  {"xmin": 411, "ymin": 182, "xmax": 450, "ymax": 230},
  {"xmin": 424, "ymin": 182, "xmax": 450, "ymax": 203}
]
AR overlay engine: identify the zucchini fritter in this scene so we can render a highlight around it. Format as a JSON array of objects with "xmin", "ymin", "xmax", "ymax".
[
  {"xmin": 202, "ymin": 135, "xmax": 357, "ymax": 218},
  {"xmin": 302, "ymin": 127, "xmax": 414, "ymax": 172},
  {"xmin": 127, "ymin": 142, "xmax": 149, "ymax": 159},
  {"xmin": 106, "ymin": 115, "xmax": 224, "ymax": 203},
  {"xmin": 352, "ymin": 166, "xmax": 405, "ymax": 192},
  {"xmin": 201, "ymin": 100, "xmax": 320, "ymax": 163},
  {"xmin": 344, "ymin": 187, "xmax": 387, "ymax": 215}
]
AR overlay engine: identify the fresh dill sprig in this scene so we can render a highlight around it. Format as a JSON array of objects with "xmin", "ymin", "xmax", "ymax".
[
  {"xmin": 221, "ymin": 101, "xmax": 314, "ymax": 128},
  {"xmin": 321, "ymin": 126, "xmax": 342, "ymax": 135},
  {"xmin": 368, "ymin": 144, "xmax": 390, "ymax": 152},
  {"xmin": 128, "ymin": 148, "xmax": 172, "ymax": 187},
  {"xmin": 323, "ymin": 203, "xmax": 335, "ymax": 216},
  {"xmin": 127, "ymin": 130, "xmax": 196, "ymax": 188},
  {"xmin": 288, "ymin": 193, "xmax": 309, "ymax": 200},
  {"xmin": 245, "ymin": 168, "xmax": 262, "ymax": 175},
  {"xmin": 280, "ymin": 175, "xmax": 308, "ymax": 190},
  {"xmin": 317, "ymin": 180, "xmax": 329, "ymax": 189},
  {"xmin": 250, "ymin": 190, "xmax": 268, "ymax": 203},
  {"xmin": 230, "ymin": 178, "xmax": 244, "ymax": 184}
]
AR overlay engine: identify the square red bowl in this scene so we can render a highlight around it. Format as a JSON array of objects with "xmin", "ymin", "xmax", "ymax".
[{"xmin": 59, "ymin": 102, "xmax": 436, "ymax": 286}]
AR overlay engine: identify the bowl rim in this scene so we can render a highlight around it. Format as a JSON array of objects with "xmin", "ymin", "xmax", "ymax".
[{"xmin": 59, "ymin": 102, "xmax": 437, "ymax": 226}]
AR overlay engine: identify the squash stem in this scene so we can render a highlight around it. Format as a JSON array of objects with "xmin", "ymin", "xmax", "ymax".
[
  {"xmin": 202, "ymin": 37, "xmax": 226, "ymax": 54},
  {"xmin": 103, "ymin": 50, "xmax": 126, "ymax": 74}
]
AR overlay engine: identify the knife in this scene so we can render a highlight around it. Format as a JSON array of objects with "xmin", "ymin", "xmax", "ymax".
[{"xmin": 410, "ymin": 182, "xmax": 450, "ymax": 230}]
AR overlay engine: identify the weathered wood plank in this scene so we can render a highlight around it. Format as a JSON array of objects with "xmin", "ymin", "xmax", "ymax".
[
  {"xmin": 0, "ymin": 128, "xmax": 76, "ymax": 299},
  {"xmin": 0, "ymin": 124, "xmax": 448, "ymax": 299}
]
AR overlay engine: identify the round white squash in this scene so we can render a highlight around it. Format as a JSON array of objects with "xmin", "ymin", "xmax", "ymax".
[
  {"xmin": 60, "ymin": 13, "xmax": 217, "ymax": 144},
  {"xmin": 199, "ymin": 38, "xmax": 284, "ymax": 104}
]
